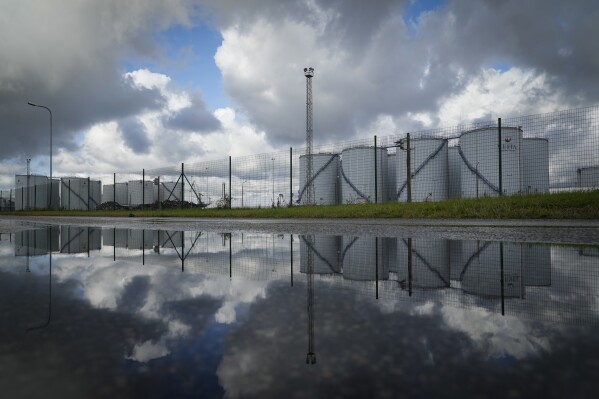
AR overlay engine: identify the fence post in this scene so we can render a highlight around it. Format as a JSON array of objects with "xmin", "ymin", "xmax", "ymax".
[
  {"xmin": 113, "ymin": 173, "xmax": 116, "ymax": 210},
  {"xmin": 87, "ymin": 177, "xmax": 90, "ymax": 211},
  {"xmin": 142, "ymin": 169, "xmax": 145, "ymax": 211},
  {"xmin": 10, "ymin": 189, "xmax": 12, "ymax": 211},
  {"xmin": 289, "ymin": 147, "xmax": 293, "ymax": 206},
  {"xmin": 406, "ymin": 133, "xmax": 412, "ymax": 203},
  {"xmin": 181, "ymin": 163, "xmax": 184, "ymax": 209},
  {"xmin": 498, "ymin": 118, "xmax": 503, "ymax": 196},
  {"xmin": 374, "ymin": 135, "xmax": 378, "ymax": 203},
  {"xmin": 157, "ymin": 176, "xmax": 161, "ymax": 209},
  {"xmin": 229, "ymin": 156, "xmax": 232, "ymax": 209}
]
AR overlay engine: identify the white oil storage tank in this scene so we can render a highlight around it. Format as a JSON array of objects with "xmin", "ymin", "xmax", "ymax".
[
  {"xmin": 157, "ymin": 181, "xmax": 182, "ymax": 202},
  {"xmin": 60, "ymin": 178, "xmax": 102, "ymax": 210},
  {"xmin": 298, "ymin": 153, "xmax": 339, "ymax": 205},
  {"xmin": 102, "ymin": 182, "xmax": 129, "ymax": 205},
  {"xmin": 396, "ymin": 238, "xmax": 450, "ymax": 288},
  {"xmin": 386, "ymin": 153, "xmax": 397, "ymax": 202},
  {"xmin": 577, "ymin": 166, "xmax": 599, "ymax": 189},
  {"xmin": 15, "ymin": 175, "xmax": 59, "ymax": 210},
  {"xmin": 128, "ymin": 180, "xmax": 154, "ymax": 206},
  {"xmin": 396, "ymin": 138, "xmax": 448, "ymax": 202},
  {"xmin": 340, "ymin": 236, "xmax": 388, "ymax": 280},
  {"xmin": 458, "ymin": 126, "xmax": 522, "ymax": 198},
  {"xmin": 300, "ymin": 235, "xmax": 341, "ymax": 274},
  {"xmin": 521, "ymin": 138, "xmax": 549, "ymax": 194},
  {"xmin": 448, "ymin": 146, "xmax": 462, "ymax": 199},
  {"xmin": 340, "ymin": 146, "xmax": 387, "ymax": 204}
]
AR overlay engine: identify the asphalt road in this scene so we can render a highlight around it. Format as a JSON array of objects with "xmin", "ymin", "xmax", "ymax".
[{"xmin": 2, "ymin": 216, "xmax": 599, "ymax": 244}]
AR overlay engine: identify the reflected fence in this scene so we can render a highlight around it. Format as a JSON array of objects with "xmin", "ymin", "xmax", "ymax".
[
  {"xmin": 6, "ymin": 227, "xmax": 599, "ymax": 326},
  {"xmin": 3, "ymin": 105, "xmax": 599, "ymax": 211}
]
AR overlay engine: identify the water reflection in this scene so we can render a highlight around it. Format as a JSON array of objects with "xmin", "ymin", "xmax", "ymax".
[{"xmin": 1, "ymin": 226, "xmax": 599, "ymax": 397}]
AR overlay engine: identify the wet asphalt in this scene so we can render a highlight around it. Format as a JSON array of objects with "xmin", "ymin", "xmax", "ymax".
[{"xmin": 1, "ymin": 216, "xmax": 599, "ymax": 245}]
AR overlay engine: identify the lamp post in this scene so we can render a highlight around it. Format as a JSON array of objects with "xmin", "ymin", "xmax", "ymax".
[
  {"xmin": 27, "ymin": 102, "xmax": 53, "ymax": 209},
  {"xmin": 242, "ymin": 180, "xmax": 248, "ymax": 208}
]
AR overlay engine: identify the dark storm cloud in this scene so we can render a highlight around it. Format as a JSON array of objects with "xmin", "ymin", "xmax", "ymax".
[
  {"xmin": 0, "ymin": 0, "xmax": 196, "ymax": 162},
  {"xmin": 165, "ymin": 93, "xmax": 221, "ymax": 132},
  {"xmin": 120, "ymin": 118, "xmax": 152, "ymax": 154},
  {"xmin": 205, "ymin": 0, "xmax": 599, "ymax": 146}
]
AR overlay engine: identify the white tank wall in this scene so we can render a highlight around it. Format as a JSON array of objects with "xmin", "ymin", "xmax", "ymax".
[
  {"xmin": 396, "ymin": 238, "xmax": 450, "ymax": 288},
  {"xmin": 386, "ymin": 154, "xmax": 397, "ymax": 202},
  {"xmin": 522, "ymin": 244, "xmax": 551, "ymax": 286},
  {"xmin": 396, "ymin": 138, "xmax": 448, "ymax": 202},
  {"xmin": 14, "ymin": 175, "xmax": 59, "ymax": 210},
  {"xmin": 60, "ymin": 178, "xmax": 103, "ymax": 210},
  {"xmin": 128, "ymin": 229, "xmax": 155, "ymax": 250},
  {"xmin": 460, "ymin": 241, "xmax": 523, "ymax": 298},
  {"xmin": 459, "ymin": 127, "xmax": 522, "ymax": 198},
  {"xmin": 102, "ymin": 183, "xmax": 129, "ymax": 205},
  {"xmin": 300, "ymin": 235, "xmax": 340, "ymax": 274},
  {"xmin": 448, "ymin": 147, "xmax": 462, "ymax": 199},
  {"xmin": 298, "ymin": 154, "xmax": 340, "ymax": 205},
  {"xmin": 157, "ymin": 182, "xmax": 183, "ymax": 202},
  {"xmin": 341, "ymin": 236, "xmax": 388, "ymax": 280},
  {"xmin": 340, "ymin": 147, "xmax": 387, "ymax": 204},
  {"xmin": 521, "ymin": 138, "xmax": 549, "ymax": 194},
  {"xmin": 128, "ymin": 180, "xmax": 155, "ymax": 206},
  {"xmin": 578, "ymin": 166, "xmax": 599, "ymax": 188}
]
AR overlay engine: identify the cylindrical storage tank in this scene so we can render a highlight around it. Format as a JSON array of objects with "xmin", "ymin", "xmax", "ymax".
[
  {"xmin": 448, "ymin": 146, "xmax": 462, "ymax": 199},
  {"xmin": 396, "ymin": 238, "xmax": 450, "ymax": 288},
  {"xmin": 396, "ymin": 138, "xmax": 448, "ymax": 202},
  {"xmin": 386, "ymin": 153, "xmax": 397, "ymax": 202},
  {"xmin": 300, "ymin": 235, "xmax": 340, "ymax": 274},
  {"xmin": 522, "ymin": 244, "xmax": 551, "ymax": 286},
  {"xmin": 102, "ymin": 183, "xmax": 129, "ymax": 205},
  {"xmin": 15, "ymin": 175, "xmax": 58, "ymax": 210},
  {"xmin": 60, "ymin": 178, "xmax": 90, "ymax": 211},
  {"xmin": 460, "ymin": 241, "xmax": 523, "ymax": 298},
  {"xmin": 578, "ymin": 166, "xmax": 599, "ymax": 188},
  {"xmin": 340, "ymin": 147, "xmax": 387, "ymax": 204},
  {"xmin": 340, "ymin": 236, "xmax": 388, "ymax": 280},
  {"xmin": 298, "ymin": 153, "xmax": 339, "ymax": 205},
  {"xmin": 458, "ymin": 127, "xmax": 522, "ymax": 198},
  {"xmin": 158, "ymin": 182, "xmax": 183, "ymax": 202},
  {"xmin": 89, "ymin": 180, "xmax": 101, "ymax": 209},
  {"xmin": 521, "ymin": 138, "xmax": 549, "ymax": 194},
  {"xmin": 128, "ymin": 180, "xmax": 154, "ymax": 206}
]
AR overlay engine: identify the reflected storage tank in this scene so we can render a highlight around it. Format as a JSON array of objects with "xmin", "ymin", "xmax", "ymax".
[
  {"xmin": 460, "ymin": 241, "xmax": 523, "ymax": 298},
  {"xmin": 448, "ymin": 146, "xmax": 462, "ymax": 199},
  {"xmin": 458, "ymin": 126, "xmax": 522, "ymax": 198},
  {"xmin": 340, "ymin": 236, "xmax": 388, "ymax": 280},
  {"xmin": 340, "ymin": 146, "xmax": 387, "ymax": 204},
  {"xmin": 521, "ymin": 138, "xmax": 549, "ymax": 194},
  {"xmin": 300, "ymin": 235, "xmax": 341, "ymax": 274},
  {"xmin": 396, "ymin": 238, "xmax": 450, "ymax": 288},
  {"xmin": 522, "ymin": 243, "xmax": 551, "ymax": 286},
  {"xmin": 396, "ymin": 138, "xmax": 448, "ymax": 202},
  {"xmin": 298, "ymin": 153, "xmax": 339, "ymax": 205}
]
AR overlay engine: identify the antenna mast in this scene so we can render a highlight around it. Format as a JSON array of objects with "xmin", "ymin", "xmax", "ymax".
[{"xmin": 304, "ymin": 67, "xmax": 314, "ymax": 205}]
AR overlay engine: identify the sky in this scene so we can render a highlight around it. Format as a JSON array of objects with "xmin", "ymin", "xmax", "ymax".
[{"xmin": 1, "ymin": 0, "xmax": 598, "ymax": 189}]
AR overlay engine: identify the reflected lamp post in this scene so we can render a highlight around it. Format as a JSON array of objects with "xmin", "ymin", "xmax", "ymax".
[{"xmin": 27, "ymin": 102, "xmax": 53, "ymax": 209}]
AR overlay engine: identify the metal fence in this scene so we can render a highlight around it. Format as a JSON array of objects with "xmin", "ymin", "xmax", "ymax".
[{"xmin": 3, "ymin": 105, "xmax": 598, "ymax": 210}]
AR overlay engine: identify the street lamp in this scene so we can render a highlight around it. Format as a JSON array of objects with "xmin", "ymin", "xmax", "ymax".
[
  {"xmin": 27, "ymin": 102, "xmax": 53, "ymax": 209},
  {"xmin": 241, "ymin": 180, "xmax": 248, "ymax": 208}
]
